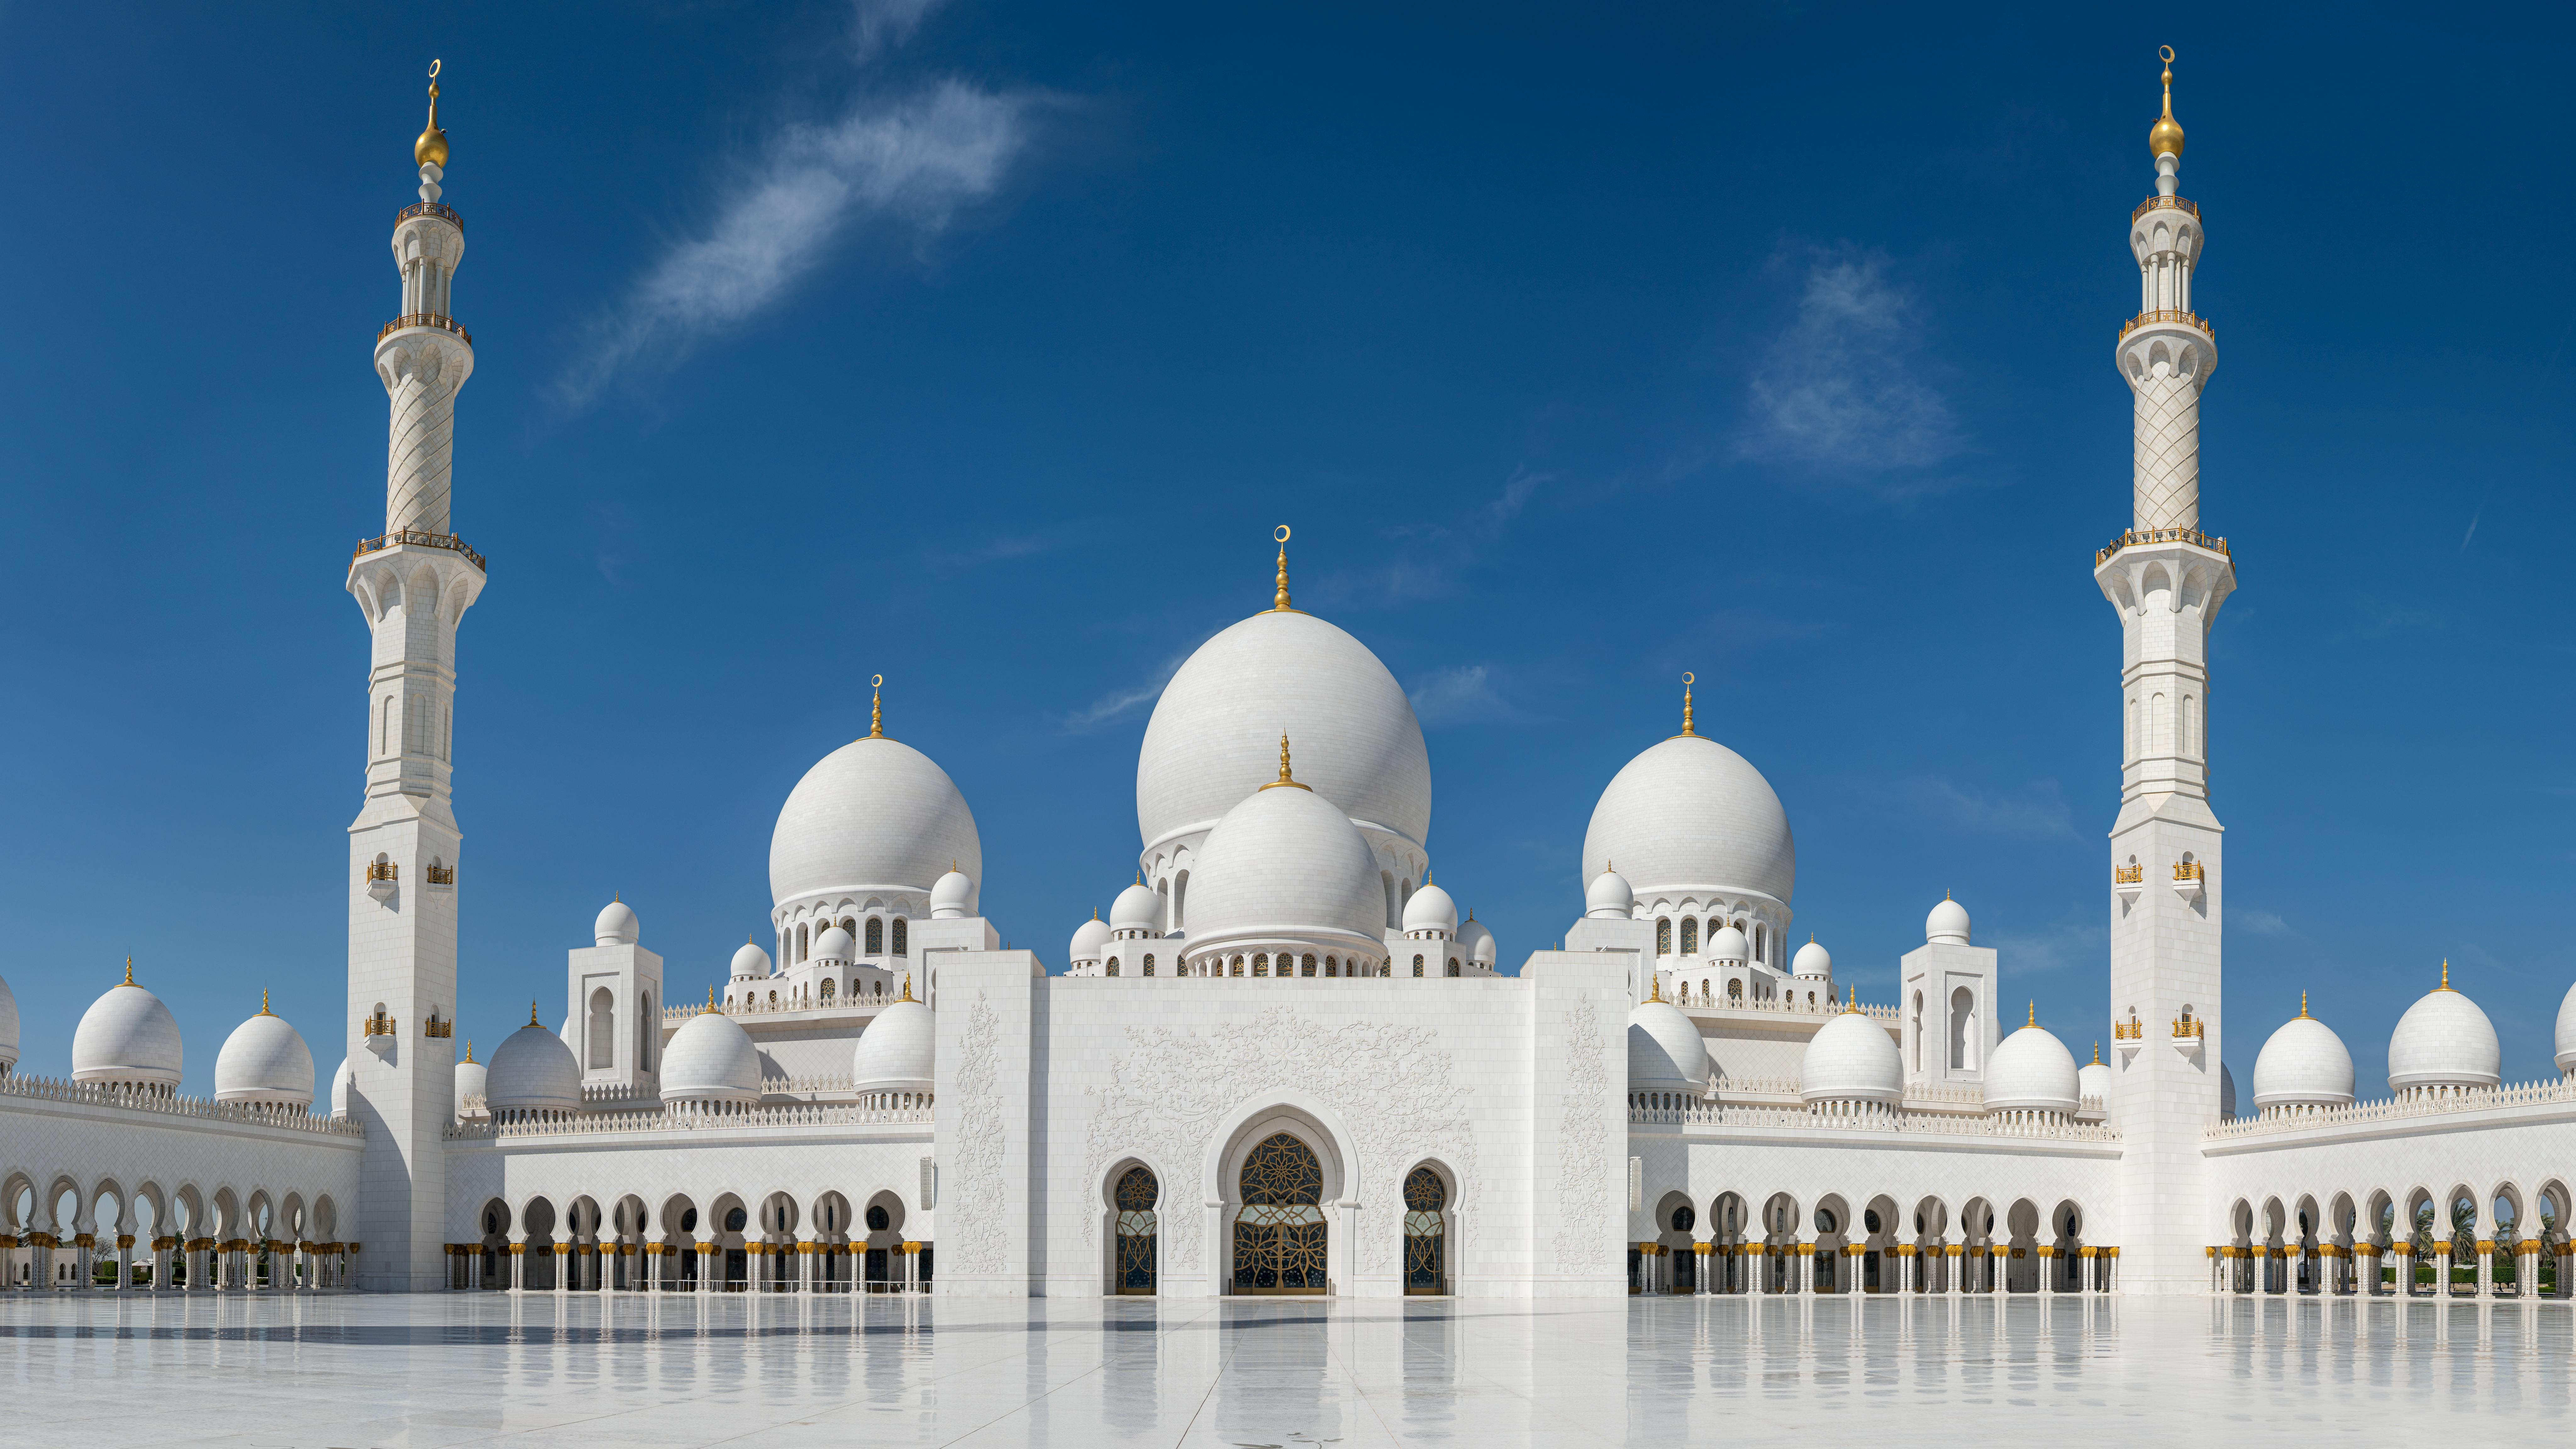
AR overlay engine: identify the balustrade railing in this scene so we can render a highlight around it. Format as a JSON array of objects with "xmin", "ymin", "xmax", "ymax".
[
  {"xmin": 2096, "ymin": 527, "xmax": 2231, "ymax": 565},
  {"xmin": 0, "ymin": 1072, "xmax": 363, "ymax": 1137},
  {"xmin": 2118, "ymin": 308, "xmax": 2214, "ymax": 341},
  {"xmin": 2130, "ymin": 194, "xmax": 2200, "ymax": 222},
  {"xmin": 396, "ymin": 200, "xmax": 464, "ymax": 230},
  {"xmin": 2114, "ymin": 865, "xmax": 2144, "ymax": 885},
  {"xmin": 448, "ymin": 1100, "xmax": 934, "ymax": 1141},
  {"xmin": 2205, "ymin": 1076, "xmax": 2576, "ymax": 1141},
  {"xmin": 353, "ymin": 528, "xmax": 486, "ymax": 571},
  {"xmin": 1629, "ymin": 1098, "xmax": 2119, "ymax": 1142},
  {"xmin": 378, "ymin": 311, "xmax": 472, "ymax": 345}
]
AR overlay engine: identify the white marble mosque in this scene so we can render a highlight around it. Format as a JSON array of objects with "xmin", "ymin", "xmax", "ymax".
[{"xmin": 5, "ymin": 59, "xmax": 2576, "ymax": 1313}]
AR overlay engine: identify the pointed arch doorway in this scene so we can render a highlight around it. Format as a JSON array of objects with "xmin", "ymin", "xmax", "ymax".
[
  {"xmin": 1114, "ymin": 1166, "xmax": 1158, "ymax": 1295},
  {"xmin": 1232, "ymin": 1132, "xmax": 1327, "ymax": 1294}
]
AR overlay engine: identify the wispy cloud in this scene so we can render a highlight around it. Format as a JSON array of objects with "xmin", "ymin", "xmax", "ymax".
[
  {"xmin": 1906, "ymin": 777, "xmax": 2075, "ymax": 840},
  {"xmin": 2236, "ymin": 908, "xmax": 2291, "ymax": 937},
  {"xmin": 1061, "ymin": 644, "xmax": 1198, "ymax": 733},
  {"xmin": 1743, "ymin": 250, "xmax": 1965, "ymax": 478},
  {"xmin": 1986, "ymin": 919, "xmax": 2105, "ymax": 975},
  {"xmin": 558, "ymin": 3, "xmax": 1032, "ymax": 406},
  {"xmin": 1408, "ymin": 665, "xmax": 1508, "ymax": 727}
]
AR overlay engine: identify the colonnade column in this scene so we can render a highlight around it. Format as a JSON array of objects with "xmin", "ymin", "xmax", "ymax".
[
  {"xmin": 507, "ymin": 1237, "xmax": 526, "ymax": 1291},
  {"xmin": 644, "ymin": 1243, "xmax": 662, "ymax": 1293},
  {"xmin": 697, "ymin": 1240, "xmax": 717, "ymax": 1291}
]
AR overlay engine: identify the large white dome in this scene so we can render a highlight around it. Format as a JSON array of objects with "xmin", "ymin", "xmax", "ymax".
[
  {"xmin": 1628, "ymin": 999, "xmax": 1709, "ymax": 1091},
  {"xmin": 485, "ymin": 1019, "xmax": 582, "ymax": 1114},
  {"xmin": 2387, "ymin": 977, "xmax": 2501, "ymax": 1092},
  {"xmin": 1984, "ymin": 1022, "xmax": 2079, "ymax": 1113},
  {"xmin": 213, "ymin": 1005, "xmax": 315, "ymax": 1106},
  {"xmin": 71, "ymin": 975, "xmax": 182, "ymax": 1090},
  {"xmin": 1181, "ymin": 777, "xmax": 1388, "ymax": 951},
  {"xmin": 1580, "ymin": 734, "xmax": 1794, "ymax": 904},
  {"xmin": 2251, "ymin": 1008, "xmax": 2356, "ymax": 1110},
  {"xmin": 770, "ymin": 735, "xmax": 982, "ymax": 911},
  {"xmin": 852, "ymin": 999, "xmax": 935, "ymax": 1096},
  {"xmin": 1800, "ymin": 1010, "xmax": 1901, "ymax": 1104},
  {"xmin": 1137, "ymin": 608, "xmax": 1430, "ymax": 854},
  {"xmin": 660, "ymin": 1010, "xmax": 763, "ymax": 1103},
  {"xmin": 0, "ymin": 971, "xmax": 17, "ymax": 1072}
]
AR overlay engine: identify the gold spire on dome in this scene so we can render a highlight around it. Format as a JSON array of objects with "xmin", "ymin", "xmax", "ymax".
[
  {"xmin": 415, "ymin": 59, "xmax": 450, "ymax": 169},
  {"xmin": 2300, "ymin": 991, "xmax": 2310, "ymax": 1019},
  {"xmin": 1843, "ymin": 987, "xmax": 1859, "ymax": 1014},
  {"xmin": 2149, "ymin": 46, "xmax": 2185, "ymax": 159},
  {"xmin": 2438, "ymin": 959, "xmax": 2452, "ymax": 992},
  {"xmin": 1677, "ymin": 673, "xmax": 1697, "ymax": 738},
  {"xmin": 869, "ymin": 675, "xmax": 885, "ymax": 739},
  {"xmin": 122, "ymin": 957, "xmax": 135, "ymax": 987},
  {"xmin": 1260, "ymin": 732, "xmax": 1312, "ymax": 791},
  {"xmin": 704, "ymin": 986, "xmax": 719, "ymax": 1015},
  {"xmin": 464, "ymin": 1039, "xmax": 475, "ymax": 1064},
  {"xmin": 1269, "ymin": 526, "xmax": 1296, "ymax": 612},
  {"xmin": 899, "ymin": 973, "xmax": 914, "ymax": 1002},
  {"xmin": 259, "ymin": 989, "xmax": 273, "ymax": 1017},
  {"xmin": 528, "ymin": 1001, "xmax": 541, "ymax": 1027},
  {"xmin": 1647, "ymin": 973, "xmax": 1663, "ymax": 1004},
  {"xmin": 2091, "ymin": 1041, "xmax": 2102, "ymax": 1065},
  {"xmin": 2027, "ymin": 1001, "xmax": 2037, "ymax": 1029}
]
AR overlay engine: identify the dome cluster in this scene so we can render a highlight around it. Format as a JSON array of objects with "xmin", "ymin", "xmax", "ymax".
[{"xmin": 2, "ymin": 963, "xmax": 326, "ymax": 1111}]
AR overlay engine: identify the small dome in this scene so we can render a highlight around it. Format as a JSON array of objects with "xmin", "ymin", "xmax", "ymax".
[
  {"xmin": 1403, "ymin": 880, "xmax": 1458, "ymax": 936},
  {"xmin": 71, "ymin": 972, "xmax": 183, "ymax": 1090},
  {"xmin": 1791, "ymin": 937, "xmax": 1832, "ymax": 979},
  {"xmin": 730, "ymin": 940, "xmax": 772, "ymax": 980},
  {"xmin": 213, "ymin": 1003, "xmax": 315, "ymax": 1106},
  {"xmin": 1984, "ymin": 1019, "xmax": 2079, "ymax": 1113},
  {"xmin": 330, "ymin": 1057, "xmax": 354, "ymax": 1120},
  {"xmin": 852, "ymin": 999, "xmax": 934, "ymax": 1096},
  {"xmin": 595, "ymin": 899, "xmax": 640, "ymax": 947},
  {"xmin": 0, "ymin": 970, "xmax": 18, "ymax": 1071},
  {"xmin": 2219, "ymin": 1061, "xmax": 2237, "ymax": 1119},
  {"xmin": 930, "ymin": 868, "xmax": 975, "ymax": 919},
  {"xmin": 660, "ymin": 1010, "xmax": 763, "ymax": 1103},
  {"xmin": 1800, "ymin": 1010, "xmax": 1902, "ymax": 1105},
  {"xmin": 1705, "ymin": 924, "xmax": 1749, "ymax": 963},
  {"xmin": 2557, "ymin": 980, "xmax": 2576, "ymax": 1076},
  {"xmin": 770, "ymin": 736, "xmax": 982, "ymax": 912},
  {"xmin": 2251, "ymin": 1007, "xmax": 2356, "ymax": 1110},
  {"xmin": 484, "ymin": 1018, "xmax": 582, "ymax": 1114},
  {"xmin": 1183, "ymin": 774, "xmax": 1387, "ymax": 948},
  {"xmin": 812, "ymin": 925, "xmax": 855, "ymax": 965},
  {"xmin": 1926, "ymin": 896, "xmax": 1970, "ymax": 945},
  {"xmin": 2387, "ymin": 972, "xmax": 2501, "ymax": 1092},
  {"xmin": 454, "ymin": 1052, "xmax": 487, "ymax": 1114},
  {"xmin": 2077, "ymin": 1054, "xmax": 2111, "ymax": 1106},
  {"xmin": 1110, "ymin": 881, "xmax": 1162, "ymax": 933},
  {"xmin": 1582, "ymin": 733, "xmax": 1796, "ymax": 905},
  {"xmin": 1069, "ymin": 914, "xmax": 1111, "ymax": 964},
  {"xmin": 1585, "ymin": 869, "xmax": 1634, "ymax": 919},
  {"xmin": 1627, "ymin": 999, "xmax": 1710, "ymax": 1091},
  {"xmin": 1456, "ymin": 915, "xmax": 1495, "ymax": 966}
]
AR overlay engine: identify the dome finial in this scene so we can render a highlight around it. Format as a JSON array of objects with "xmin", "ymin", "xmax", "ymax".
[
  {"xmin": 899, "ymin": 973, "xmax": 914, "ymax": 1002},
  {"xmin": 259, "ymin": 988, "xmax": 273, "ymax": 1017},
  {"xmin": 2439, "ymin": 958, "xmax": 2451, "ymax": 992},
  {"xmin": 1844, "ymin": 986, "xmax": 1859, "ymax": 1014},
  {"xmin": 2300, "ymin": 990, "xmax": 2309, "ymax": 1019},
  {"xmin": 1646, "ymin": 972, "xmax": 1663, "ymax": 1004},
  {"xmin": 122, "ymin": 956, "xmax": 135, "ymax": 987},
  {"xmin": 1271, "ymin": 525, "xmax": 1294, "ymax": 612},
  {"xmin": 2149, "ymin": 45, "xmax": 2185, "ymax": 159},
  {"xmin": 869, "ymin": 675, "xmax": 885, "ymax": 739},
  {"xmin": 1678, "ymin": 672, "xmax": 1696, "ymax": 737},
  {"xmin": 704, "ymin": 985, "xmax": 718, "ymax": 1015},
  {"xmin": 464, "ymin": 1038, "xmax": 475, "ymax": 1064},
  {"xmin": 2091, "ymin": 1041, "xmax": 2102, "ymax": 1065},
  {"xmin": 1260, "ymin": 731, "xmax": 1312, "ymax": 791},
  {"xmin": 528, "ymin": 1000, "xmax": 540, "ymax": 1027},
  {"xmin": 415, "ymin": 59, "xmax": 451, "ymax": 171},
  {"xmin": 2027, "ymin": 1000, "xmax": 2037, "ymax": 1029}
]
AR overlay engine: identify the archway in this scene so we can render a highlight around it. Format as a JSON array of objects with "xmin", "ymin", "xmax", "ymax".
[
  {"xmin": 1232, "ymin": 1131, "xmax": 1326, "ymax": 1295},
  {"xmin": 1405, "ymin": 1165, "xmax": 1453, "ymax": 1296},
  {"xmin": 1113, "ymin": 1165, "xmax": 1160, "ymax": 1295}
]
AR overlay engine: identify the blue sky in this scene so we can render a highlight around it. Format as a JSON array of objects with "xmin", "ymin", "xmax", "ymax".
[{"xmin": 2, "ymin": 3, "xmax": 2571, "ymax": 1101}]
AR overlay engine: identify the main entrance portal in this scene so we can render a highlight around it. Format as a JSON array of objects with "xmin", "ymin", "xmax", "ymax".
[{"xmin": 1232, "ymin": 1132, "xmax": 1327, "ymax": 1295}]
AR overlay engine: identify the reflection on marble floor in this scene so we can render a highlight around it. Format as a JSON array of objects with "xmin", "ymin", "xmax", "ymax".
[{"xmin": 2, "ymin": 1293, "xmax": 2570, "ymax": 1447}]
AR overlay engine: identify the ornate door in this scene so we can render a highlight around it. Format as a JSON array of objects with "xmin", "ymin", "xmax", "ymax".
[
  {"xmin": 1403, "ymin": 1167, "xmax": 1447, "ymax": 1295},
  {"xmin": 1115, "ymin": 1166, "xmax": 1158, "ymax": 1295},
  {"xmin": 1232, "ymin": 1133, "xmax": 1327, "ymax": 1295}
]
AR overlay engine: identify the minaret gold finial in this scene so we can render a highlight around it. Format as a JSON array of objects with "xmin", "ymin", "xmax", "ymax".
[
  {"xmin": 1270, "ymin": 525, "xmax": 1295, "ymax": 612},
  {"xmin": 869, "ymin": 675, "xmax": 885, "ymax": 738},
  {"xmin": 122, "ymin": 956, "xmax": 135, "ymax": 986},
  {"xmin": 1679, "ymin": 673, "xmax": 1697, "ymax": 737},
  {"xmin": 2149, "ymin": 46, "xmax": 2185, "ymax": 159},
  {"xmin": 900, "ymin": 973, "xmax": 914, "ymax": 1002},
  {"xmin": 1260, "ymin": 732, "xmax": 1312, "ymax": 791},
  {"xmin": 528, "ymin": 1001, "xmax": 541, "ymax": 1027},
  {"xmin": 416, "ymin": 59, "xmax": 450, "ymax": 170}
]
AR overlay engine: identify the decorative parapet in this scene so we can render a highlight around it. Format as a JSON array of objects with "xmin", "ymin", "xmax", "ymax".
[
  {"xmin": 2096, "ymin": 526, "xmax": 2230, "ymax": 566},
  {"xmin": 446, "ymin": 1100, "xmax": 933, "ymax": 1141},
  {"xmin": 396, "ymin": 200, "xmax": 464, "ymax": 230},
  {"xmin": 659, "ymin": 996, "xmax": 896, "ymax": 1026},
  {"xmin": 0, "ymin": 1073, "xmax": 363, "ymax": 1138},
  {"xmin": 2204, "ymin": 1077, "xmax": 2576, "ymax": 1142},
  {"xmin": 354, "ymin": 527, "xmax": 485, "ymax": 572},
  {"xmin": 1676, "ymin": 993, "xmax": 1901, "ymax": 1023},
  {"xmin": 378, "ymin": 311, "xmax": 472, "ymax": 346},
  {"xmin": 2118, "ymin": 308, "xmax": 2215, "ymax": 342},
  {"xmin": 1629, "ymin": 1098, "xmax": 2119, "ymax": 1143},
  {"xmin": 2131, "ymin": 194, "xmax": 2199, "ymax": 223}
]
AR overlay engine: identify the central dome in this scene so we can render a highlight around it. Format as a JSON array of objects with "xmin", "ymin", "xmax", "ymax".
[
  {"xmin": 1182, "ymin": 777, "xmax": 1388, "ymax": 950},
  {"xmin": 1137, "ymin": 609, "xmax": 1430, "ymax": 854},
  {"xmin": 1581, "ymin": 734, "xmax": 1794, "ymax": 904},
  {"xmin": 770, "ymin": 736, "xmax": 982, "ymax": 911}
]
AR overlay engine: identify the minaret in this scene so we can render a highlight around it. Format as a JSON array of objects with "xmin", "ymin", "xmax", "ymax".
[
  {"xmin": 344, "ymin": 62, "xmax": 485, "ymax": 1291},
  {"xmin": 2097, "ymin": 48, "xmax": 2235, "ymax": 1295}
]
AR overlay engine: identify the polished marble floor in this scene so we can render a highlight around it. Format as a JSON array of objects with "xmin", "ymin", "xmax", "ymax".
[{"xmin": 3, "ymin": 1291, "xmax": 2570, "ymax": 1447}]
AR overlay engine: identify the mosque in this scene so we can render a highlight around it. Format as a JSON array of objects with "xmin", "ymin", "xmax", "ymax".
[{"xmin": 4, "ymin": 58, "xmax": 2574, "ymax": 1304}]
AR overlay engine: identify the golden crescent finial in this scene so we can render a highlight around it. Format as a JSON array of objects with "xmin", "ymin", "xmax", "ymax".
[
  {"xmin": 2150, "ymin": 46, "xmax": 2185, "ymax": 159},
  {"xmin": 1275, "ymin": 525, "xmax": 1291, "ymax": 543},
  {"xmin": 1271, "ymin": 527, "xmax": 1295, "ymax": 612},
  {"xmin": 1678, "ymin": 673, "xmax": 1697, "ymax": 737},
  {"xmin": 430, "ymin": 58, "xmax": 442, "ymax": 81},
  {"xmin": 873, "ymin": 674, "xmax": 884, "ymax": 688},
  {"xmin": 2159, "ymin": 44, "xmax": 2175, "ymax": 66},
  {"xmin": 416, "ymin": 60, "xmax": 450, "ymax": 169},
  {"xmin": 869, "ymin": 676, "xmax": 885, "ymax": 738}
]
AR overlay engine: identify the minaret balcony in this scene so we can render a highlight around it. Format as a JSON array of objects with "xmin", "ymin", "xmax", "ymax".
[
  {"xmin": 2131, "ymin": 194, "xmax": 2199, "ymax": 223},
  {"xmin": 353, "ymin": 528, "xmax": 486, "ymax": 572},
  {"xmin": 2117, "ymin": 308, "xmax": 2213, "ymax": 342},
  {"xmin": 2094, "ymin": 527, "xmax": 2229, "ymax": 566},
  {"xmin": 378, "ymin": 311, "xmax": 473, "ymax": 346},
  {"xmin": 2113, "ymin": 864, "xmax": 2144, "ymax": 908},
  {"xmin": 2171, "ymin": 859, "xmax": 2205, "ymax": 904},
  {"xmin": 396, "ymin": 200, "xmax": 464, "ymax": 230}
]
